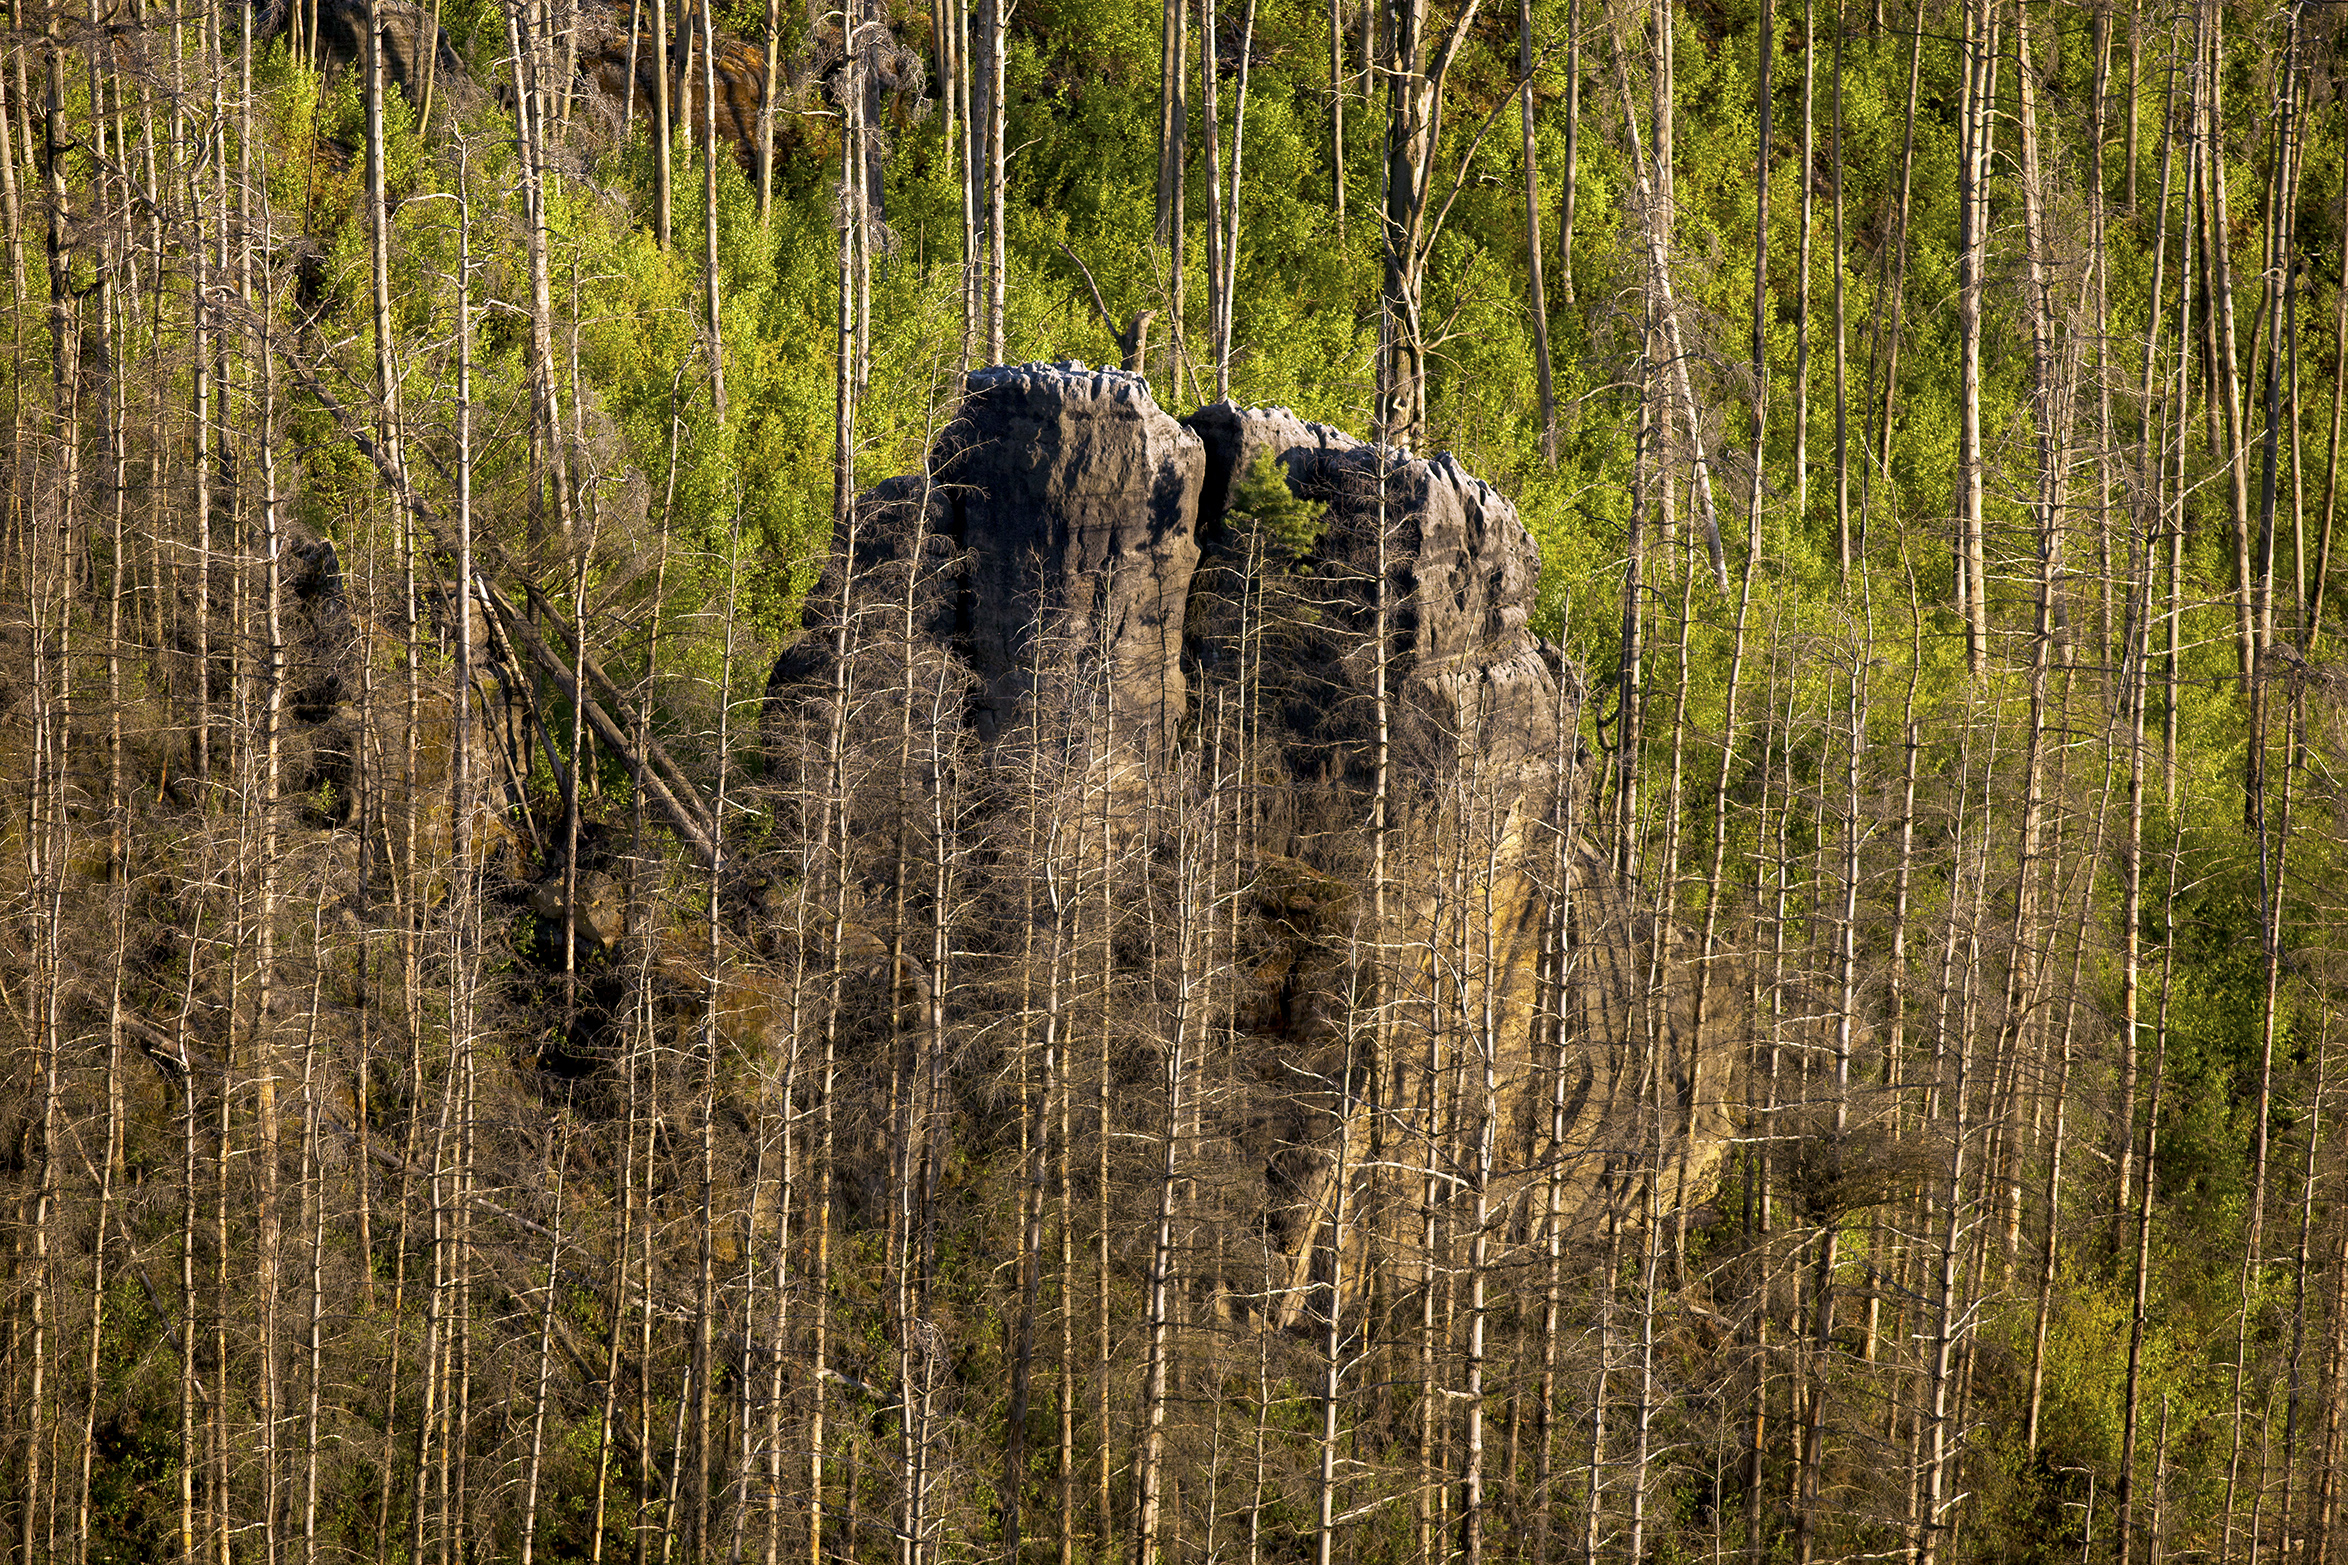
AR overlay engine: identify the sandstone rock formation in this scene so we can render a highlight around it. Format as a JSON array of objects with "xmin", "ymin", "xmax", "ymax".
[
  {"xmin": 935, "ymin": 363, "xmax": 1205, "ymax": 746},
  {"xmin": 1183, "ymin": 398, "xmax": 1562, "ymax": 801},
  {"xmin": 766, "ymin": 363, "xmax": 1740, "ymax": 1303}
]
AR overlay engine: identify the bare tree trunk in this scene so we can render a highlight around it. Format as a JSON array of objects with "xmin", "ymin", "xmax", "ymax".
[
  {"xmin": 700, "ymin": 0, "xmax": 727, "ymax": 420},
  {"xmin": 2163, "ymin": 18, "xmax": 2202, "ymax": 801},
  {"xmin": 2119, "ymin": 6, "xmax": 2179, "ymax": 1233},
  {"xmin": 1457, "ymin": 729, "xmax": 1509, "ymax": 1565},
  {"xmin": 758, "ymin": 0, "xmax": 784, "ymax": 218},
  {"xmin": 1313, "ymin": 1007, "xmax": 1362, "ymax": 1565},
  {"xmin": 1918, "ymin": 724, "xmax": 1998, "ymax": 1565},
  {"xmin": 1615, "ymin": 369, "xmax": 1649, "ymax": 880},
  {"xmin": 1746, "ymin": 0, "xmax": 1772, "ymax": 561},
  {"xmin": 1004, "ymin": 656, "xmax": 1068, "ymax": 1565},
  {"xmin": 1131, "ymin": 774, "xmax": 1200, "ymax": 1565},
  {"xmin": 2222, "ymin": 669, "xmax": 2297, "ymax": 1559},
  {"xmin": 2278, "ymin": 999, "xmax": 2326, "ymax": 1564},
  {"xmin": 1200, "ymin": 0, "xmax": 1222, "ymax": 398},
  {"xmin": 1952, "ymin": 0, "xmax": 1997, "ymax": 674},
  {"xmin": 958, "ymin": 0, "xmax": 979, "ymax": 368},
  {"xmin": 2118, "ymin": 817, "xmax": 2185, "ymax": 1565},
  {"xmin": 518, "ymin": 1146, "xmax": 567, "ymax": 1565},
  {"xmin": 1057, "ymin": 943, "xmax": 1077, "ymax": 1565},
  {"xmin": 1867, "ymin": 5, "xmax": 1922, "ymax": 535},
  {"xmin": 2248, "ymin": 8, "xmax": 2302, "ymax": 654},
  {"xmin": 2312, "ymin": 1163, "xmax": 2348, "ymax": 1565},
  {"xmin": 1217, "ymin": 0, "xmax": 1256, "ymax": 396},
  {"xmin": 1530, "ymin": 659, "xmax": 1578, "ymax": 1565},
  {"xmin": 834, "ymin": 65, "xmax": 861, "ymax": 531},
  {"xmin": 1094, "ymin": 679, "xmax": 1119, "ymax": 1563},
  {"xmin": 1556, "ymin": 0, "xmax": 1577, "ymax": 307},
  {"xmin": 986, "ymin": 0, "xmax": 1006, "ymax": 362},
  {"xmin": 1830, "ymin": 0, "xmax": 1848, "ymax": 572},
  {"xmin": 1157, "ymin": 0, "xmax": 1186, "ymax": 270},
  {"xmin": 1792, "ymin": 0, "xmax": 1815, "ymax": 541},
  {"xmin": 1377, "ymin": 0, "xmax": 1484, "ymax": 446},
  {"xmin": 1792, "ymin": 651, "xmax": 1865, "ymax": 1565},
  {"xmin": 652, "ymin": 0, "xmax": 672, "ymax": 245},
  {"xmin": 1610, "ymin": 29, "xmax": 1727, "ymax": 593},
  {"xmin": 1328, "ymin": 0, "xmax": 1343, "ymax": 225},
  {"xmin": 506, "ymin": 0, "xmax": 574, "ymax": 547},
  {"xmin": 2196, "ymin": 0, "xmax": 2252, "ymax": 687},
  {"xmin": 1519, "ymin": 0, "xmax": 1553, "ymax": 461},
  {"xmin": 2312, "ymin": 100, "xmax": 2348, "ymax": 647}
]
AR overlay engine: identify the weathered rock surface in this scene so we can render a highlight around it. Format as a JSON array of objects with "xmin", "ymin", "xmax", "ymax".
[
  {"xmin": 766, "ymin": 363, "xmax": 1737, "ymax": 1290},
  {"xmin": 936, "ymin": 363, "xmax": 1205, "ymax": 745},
  {"xmin": 1184, "ymin": 399, "xmax": 1562, "ymax": 798}
]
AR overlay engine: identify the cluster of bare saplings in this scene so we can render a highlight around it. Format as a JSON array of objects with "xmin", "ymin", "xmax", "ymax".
[{"xmin": 5, "ymin": 0, "xmax": 2348, "ymax": 1554}]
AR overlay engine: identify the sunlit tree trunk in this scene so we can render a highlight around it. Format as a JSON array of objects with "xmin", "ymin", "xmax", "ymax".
[
  {"xmin": 699, "ymin": 0, "xmax": 727, "ymax": 419},
  {"xmin": 1131, "ymin": 764, "xmax": 1201, "ymax": 1565},
  {"xmin": 1951, "ymin": 0, "xmax": 1997, "ymax": 673},
  {"xmin": 652, "ymin": 0, "xmax": 672, "ymax": 245},
  {"xmin": 1556, "ymin": 0, "xmax": 1578, "ymax": 308},
  {"xmin": 1745, "ymin": 0, "xmax": 1771, "ymax": 558},
  {"xmin": 1377, "ymin": 0, "xmax": 1484, "ymax": 446},
  {"xmin": 1609, "ymin": 26, "xmax": 1726, "ymax": 591},
  {"xmin": 1518, "ymin": 0, "xmax": 1553, "ymax": 461}
]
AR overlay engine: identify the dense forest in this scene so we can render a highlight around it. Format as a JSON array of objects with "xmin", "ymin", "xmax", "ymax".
[{"xmin": 2, "ymin": 0, "xmax": 2347, "ymax": 1556}]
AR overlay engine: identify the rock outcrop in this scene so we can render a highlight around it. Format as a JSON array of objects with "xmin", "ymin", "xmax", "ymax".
[
  {"xmin": 934, "ymin": 363, "xmax": 1205, "ymax": 746},
  {"xmin": 1184, "ymin": 398, "xmax": 1563, "ymax": 800},
  {"xmin": 766, "ymin": 363, "xmax": 1737, "ymax": 1301}
]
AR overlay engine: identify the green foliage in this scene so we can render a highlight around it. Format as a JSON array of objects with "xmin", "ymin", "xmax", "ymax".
[{"xmin": 1230, "ymin": 447, "xmax": 1327, "ymax": 565}]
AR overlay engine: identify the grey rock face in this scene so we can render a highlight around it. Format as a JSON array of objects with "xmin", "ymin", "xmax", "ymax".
[
  {"xmin": 1182, "ymin": 400, "xmax": 1562, "ymax": 802},
  {"xmin": 762, "ymin": 364, "xmax": 1201, "ymax": 771},
  {"xmin": 934, "ymin": 363, "xmax": 1204, "ymax": 746},
  {"xmin": 767, "ymin": 370, "xmax": 1564, "ymax": 797}
]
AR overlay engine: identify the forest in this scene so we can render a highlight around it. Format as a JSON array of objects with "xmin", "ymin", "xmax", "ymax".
[{"xmin": 1, "ymin": 0, "xmax": 2345, "ymax": 1555}]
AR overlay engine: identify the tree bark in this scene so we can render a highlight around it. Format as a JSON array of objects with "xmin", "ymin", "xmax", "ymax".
[
  {"xmin": 1952, "ymin": 0, "xmax": 1998, "ymax": 674},
  {"xmin": 1519, "ymin": 0, "xmax": 1554, "ymax": 461}
]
